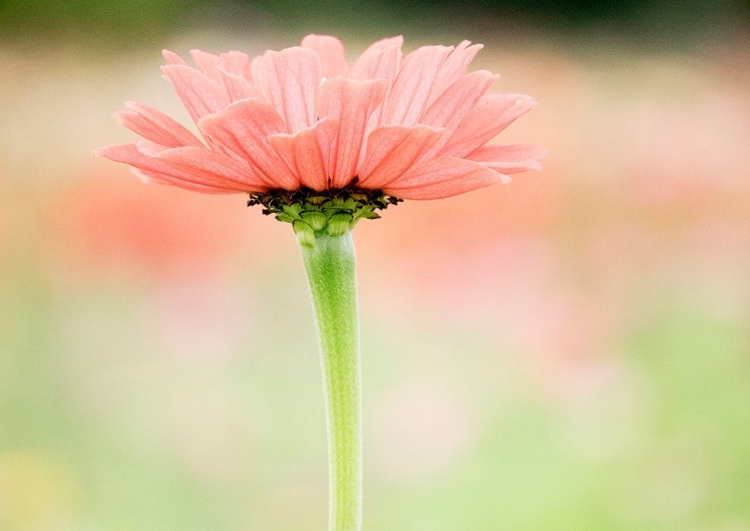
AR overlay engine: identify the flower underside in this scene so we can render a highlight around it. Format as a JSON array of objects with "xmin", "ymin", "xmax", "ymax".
[{"xmin": 248, "ymin": 185, "xmax": 401, "ymax": 246}]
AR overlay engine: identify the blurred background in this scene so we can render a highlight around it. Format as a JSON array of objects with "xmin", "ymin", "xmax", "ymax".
[{"xmin": 1, "ymin": 0, "xmax": 750, "ymax": 529}]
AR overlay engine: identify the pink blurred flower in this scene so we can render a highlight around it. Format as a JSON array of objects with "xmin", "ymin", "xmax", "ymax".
[
  {"xmin": 44, "ymin": 176, "xmax": 253, "ymax": 277},
  {"xmin": 94, "ymin": 35, "xmax": 544, "ymax": 200}
]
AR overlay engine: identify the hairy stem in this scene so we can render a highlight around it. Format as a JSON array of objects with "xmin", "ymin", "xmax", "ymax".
[{"xmin": 300, "ymin": 232, "xmax": 362, "ymax": 531}]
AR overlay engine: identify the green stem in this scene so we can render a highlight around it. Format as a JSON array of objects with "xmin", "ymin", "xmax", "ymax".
[{"xmin": 300, "ymin": 232, "xmax": 362, "ymax": 531}]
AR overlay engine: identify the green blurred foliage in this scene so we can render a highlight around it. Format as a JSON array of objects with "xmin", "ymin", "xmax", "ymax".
[
  {"xmin": 0, "ymin": 0, "xmax": 747, "ymax": 48},
  {"xmin": 0, "ymin": 0, "xmax": 200, "ymax": 44}
]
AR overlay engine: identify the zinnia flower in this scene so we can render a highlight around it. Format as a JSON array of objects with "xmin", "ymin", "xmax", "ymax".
[
  {"xmin": 93, "ymin": 35, "xmax": 545, "ymax": 531},
  {"xmin": 94, "ymin": 34, "xmax": 544, "ymax": 232}
]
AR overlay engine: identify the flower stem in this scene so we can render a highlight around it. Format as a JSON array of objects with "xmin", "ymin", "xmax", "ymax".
[{"xmin": 300, "ymin": 232, "xmax": 362, "ymax": 531}]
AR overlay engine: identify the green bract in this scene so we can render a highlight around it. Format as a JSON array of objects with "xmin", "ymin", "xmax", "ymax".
[{"xmin": 248, "ymin": 188, "xmax": 402, "ymax": 246}]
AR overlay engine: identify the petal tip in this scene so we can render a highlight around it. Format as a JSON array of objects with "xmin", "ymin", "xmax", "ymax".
[
  {"xmin": 162, "ymin": 50, "xmax": 185, "ymax": 65},
  {"xmin": 112, "ymin": 110, "xmax": 131, "ymax": 126},
  {"xmin": 518, "ymin": 95, "xmax": 538, "ymax": 107}
]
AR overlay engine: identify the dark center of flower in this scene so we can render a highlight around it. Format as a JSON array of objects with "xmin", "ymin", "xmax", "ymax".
[{"xmin": 247, "ymin": 185, "xmax": 402, "ymax": 246}]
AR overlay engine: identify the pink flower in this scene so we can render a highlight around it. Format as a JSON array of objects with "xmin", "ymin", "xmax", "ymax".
[{"xmin": 94, "ymin": 35, "xmax": 545, "ymax": 200}]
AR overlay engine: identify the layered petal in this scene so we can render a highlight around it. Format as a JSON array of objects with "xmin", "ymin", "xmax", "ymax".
[
  {"xmin": 301, "ymin": 34, "xmax": 351, "ymax": 78},
  {"xmin": 161, "ymin": 64, "xmax": 230, "ymax": 121},
  {"xmin": 358, "ymin": 125, "xmax": 450, "ymax": 189},
  {"xmin": 216, "ymin": 69, "xmax": 259, "ymax": 102},
  {"xmin": 467, "ymin": 143, "xmax": 548, "ymax": 173},
  {"xmin": 93, "ymin": 142, "xmax": 267, "ymax": 192},
  {"xmin": 268, "ymin": 118, "xmax": 338, "ymax": 191},
  {"xmin": 251, "ymin": 47, "xmax": 321, "ymax": 133},
  {"xmin": 379, "ymin": 45, "xmax": 452, "ymax": 126},
  {"xmin": 144, "ymin": 143, "xmax": 269, "ymax": 190},
  {"xmin": 349, "ymin": 41, "xmax": 402, "ymax": 81},
  {"xmin": 133, "ymin": 168, "xmax": 236, "ymax": 194},
  {"xmin": 189, "ymin": 49, "xmax": 254, "ymax": 80},
  {"xmin": 441, "ymin": 93, "xmax": 537, "ymax": 158},
  {"xmin": 114, "ymin": 101, "xmax": 203, "ymax": 148},
  {"xmin": 189, "ymin": 49, "xmax": 223, "ymax": 82},
  {"xmin": 218, "ymin": 51, "xmax": 254, "ymax": 78},
  {"xmin": 421, "ymin": 70, "xmax": 497, "ymax": 131},
  {"xmin": 349, "ymin": 43, "xmax": 403, "ymax": 138},
  {"xmin": 187, "ymin": 50, "xmax": 257, "ymax": 102},
  {"xmin": 318, "ymin": 77, "xmax": 387, "ymax": 188},
  {"xmin": 162, "ymin": 50, "xmax": 186, "ymax": 65},
  {"xmin": 427, "ymin": 41, "xmax": 483, "ymax": 108},
  {"xmin": 363, "ymin": 36, "xmax": 404, "ymax": 53},
  {"xmin": 384, "ymin": 157, "xmax": 507, "ymax": 200},
  {"xmin": 198, "ymin": 99, "xmax": 298, "ymax": 189}
]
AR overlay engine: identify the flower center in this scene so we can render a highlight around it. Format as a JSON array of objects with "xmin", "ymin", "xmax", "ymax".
[{"xmin": 248, "ymin": 186, "xmax": 402, "ymax": 246}]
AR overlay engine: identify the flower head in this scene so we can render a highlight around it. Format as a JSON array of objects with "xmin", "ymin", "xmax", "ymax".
[{"xmin": 94, "ymin": 35, "xmax": 545, "ymax": 240}]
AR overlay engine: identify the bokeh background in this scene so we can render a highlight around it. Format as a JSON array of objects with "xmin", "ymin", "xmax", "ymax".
[{"xmin": 2, "ymin": 1, "xmax": 750, "ymax": 529}]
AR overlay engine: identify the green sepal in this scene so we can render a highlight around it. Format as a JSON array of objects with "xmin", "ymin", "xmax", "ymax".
[
  {"xmin": 301, "ymin": 210, "xmax": 328, "ymax": 231},
  {"xmin": 327, "ymin": 213, "xmax": 354, "ymax": 237},
  {"xmin": 249, "ymin": 186, "xmax": 402, "ymax": 243},
  {"xmin": 293, "ymin": 220, "xmax": 317, "ymax": 247}
]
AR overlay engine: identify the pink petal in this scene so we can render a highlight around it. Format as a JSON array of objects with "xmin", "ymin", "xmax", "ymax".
[
  {"xmin": 216, "ymin": 69, "xmax": 259, "ymax": 102},
  {"xmin": 198, "ymin": 99, "xmax": 299, "ymax": 189},
  {"xmin": 441, "ymin": 93, "xmax": 537, "ymax": 158},
  {"xmin": 384, "ymin": 157, "xmax": 507, "ymax": 200},
  {"xmin": 190, "ymin": 49, "xmax": 223, "ymax": 82},
  {"xmin": 363, "ymin": 36, "xmax": 404, "ymax": 53},
  {"xmin": 161, "ymin": 64, "xmax": 230, "ymax": 122},
  {"xmin": 358, "ymin": 125, "xmax": 450, "ymax": 189},
  {"xmin": 349, "ymin": 41, "xmax": 402, "ymax": 81},
  {"xmin": 217, "ymin": 51, "xmax": 253, "ymax": 79},
  {"xmin": 268, "ymin": 118, "xmax": 338, "ymax": 191},
  {"xmin": 421, "ymin": 70, "xmax": 497, "ymax": 131},
  {"xmin": 189, "ymin": 50, "xmax": 256, "ymax": 100},
  {"xmin": 349, "ymin": 43, "xmax": 403, "ymax": 139},
  {"xmin": 467, "ymin": 143, "xmax": 548, "ymax": 173},
  {"xmin": 189, "ymin": 49, "xmax": 253, "ymax": 79},
  {"xmin": 251, "ymin": 47, "xmax": 321, "ymax": 133},
  {"xmin": 145, "ymin": 143, "xmax": 269, "ymax": 190},
  {"xmin": 114, "ymin": 101, "xmax": 203, "ymax": 148},
  {"xmin": 162, "ymin": 50, "xmax": 186, "ymax": 65},
  {"xmin": 301, "ymin": 34, "xmax": 351, "ymax": 78},
  {"xmin": 379, "ymin": 45, "xmax": 452, "ymax": 126},
  {"xmin": 426, "ymin": 41, "xmax": 483, "ymax": 108},
  {"xmin": 318, "ymin": 77, "xmax": 387, "ymax": 188},
  {"xmin": 93, "ymin": 142, "xmax": 265, "ymax": 192},
  {"xmin": 133, "ymin": 168, "xmax": 236, "ymax": 194},
  {"xmin": 185, "ymin": 50, "xmax": 260, "ymax": 102}
]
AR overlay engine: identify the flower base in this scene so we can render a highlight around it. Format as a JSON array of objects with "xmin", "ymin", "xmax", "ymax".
[{"xmin": 249, "ymin": 187, "xmax": 401, "ymax": 246}]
